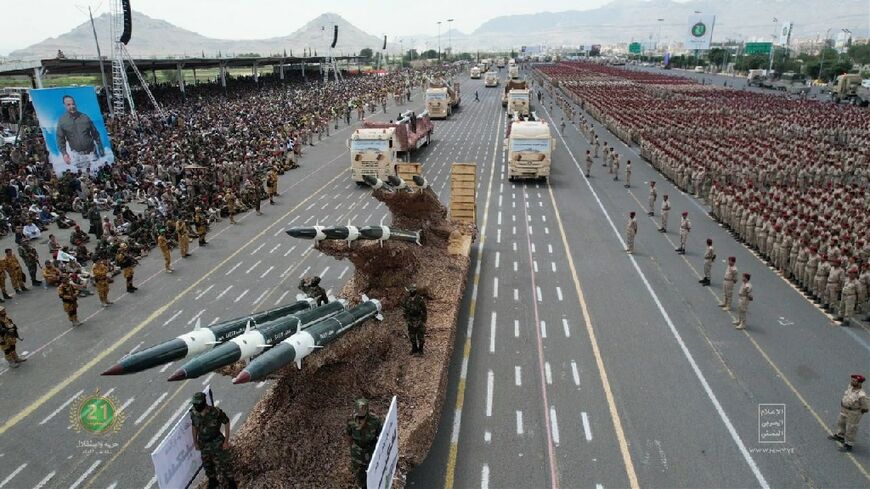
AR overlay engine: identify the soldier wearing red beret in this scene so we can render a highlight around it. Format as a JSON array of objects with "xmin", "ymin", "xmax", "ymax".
[{"xmin": 829, "ymin": 374, "xmax": 868, "ymax": 452}]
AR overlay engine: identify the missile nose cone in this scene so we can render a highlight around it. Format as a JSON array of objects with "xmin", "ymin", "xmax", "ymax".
[
  {"xmin": 387, "ymin": 175, "xmax": 402, "ymax": 187},
  {"xmin": 362, "ymin": 175, "xmax": 379, "ymax": 187},
  {"xmin": 101, "ymin": 364, "xmax": 125, "ymax": 376},
  {"xmin": 232, "ymin": 371, "xmax": 252, "ymax": 384},
  {"xmin": 412, "ymin": 175, "xmax": 426, "ymax": 187},
  {"xmin": 286, "ymin": 227, "xmax": 316, "ymax": 239},
  {"xmin": 167, "ymin": 369, "xmax": 187, "ymax": 382}
]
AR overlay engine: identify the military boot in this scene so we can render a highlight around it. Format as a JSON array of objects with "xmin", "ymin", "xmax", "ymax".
[
  {"xmin": 206, "ymin": 478, "xmax": 220, "ymax": 489},
  {"xmin": 2, "ymin": 292, "xmax": 11, "ymax": 300},
  {"xmin": 12, "ymin": 352, "xmax": 26, "ymax": 364}
]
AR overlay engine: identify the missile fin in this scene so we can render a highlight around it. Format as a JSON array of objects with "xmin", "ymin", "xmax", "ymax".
[
  {"xmin": 295, "ymin": 359, "xmax": 303, "ymax": 369},
  {"xmin": 193, "ymin": 318, "xmax": 201, "ymax": 331}
]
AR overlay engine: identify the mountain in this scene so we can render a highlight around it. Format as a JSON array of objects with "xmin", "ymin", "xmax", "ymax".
[{"xmin": 8, "ymin": 12, "xmax": 384, "ymax": 60}]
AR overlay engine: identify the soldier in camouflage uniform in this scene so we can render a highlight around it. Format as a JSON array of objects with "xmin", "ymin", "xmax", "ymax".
[
  {"xmin": 92, "ymin": 258, "xmax": 112, "ymax": 307},
  {"xmin": 298, "ymin": 276, "xmax": 328, "ymax": 306},
  {"xmin": 17, "ymin": 242, "xmax": 41, "ymax": 286},
  {"xmin": 0, "ymin": 307, "xmax": 26, "ymax": 368},
  {"xmin": 194, "ymin": 207, "xmax": 208, "ymax": 246},
  {"xmin": 57, "ymin": 276, "xmax": 80, "ymax": 326},
  {"xmin": 190, "ymin": 392, "xmax": 237, "ymax": 489},
  {"xmin": 115, "ymin": 243, "xmax": 137, "ymax": 293},
  {"xmin": 403, "ymin": 284, "xmax": 428, "ymax": 355},
  {"xmin": 4, "ymin": 248, "xmax": 27, "ymax": 293},
  {"xmin": 345, "ymin": 398, "xmax": 383, "ymax": 488}
]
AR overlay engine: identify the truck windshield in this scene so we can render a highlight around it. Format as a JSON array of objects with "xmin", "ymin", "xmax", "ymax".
[
  {"xmin": 510, "ymin": 93, "xmax": 529, "ymax": 100},
  {"xmin": 351, "ymin": 139, "xmax": 389, "ymax": 152},
  {"xmin": 511, "ymin": 138, "xmax": 549, "ymax": 152},
  {"xmin": 427, "ymin": 92, "xmax": 447, "ymax": 101}
]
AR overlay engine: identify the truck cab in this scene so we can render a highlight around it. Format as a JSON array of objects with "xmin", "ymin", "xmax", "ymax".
[
  {"xmin": 470, "ymin": 66, "xmax": 481, "ymax": 79},
  {"xmin": 506, "ymin": 89, "xmax": 531, "ymax": 116},
  {"xmin": 485, "ymin": 71, "xmax": 499, "ymax": 87},
  {"xmin": 350, "ymin": 128, "xmax": 398, "ymax": 183},
  {"xmin": 509, "ymin": 64, "xmax": 519, "ymax": 79},
  {"xmin": 426, "ymin": 87, "xmax": 451, "ymax": 118},
  {"xmin": 506, "ymin": 116, "xmax": 554, "ymax": 182}
]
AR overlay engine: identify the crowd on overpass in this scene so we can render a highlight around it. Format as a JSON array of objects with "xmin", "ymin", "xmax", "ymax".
[{"xmin": 537, "ymin": 61, "xmax": 870, "ymax": 325}]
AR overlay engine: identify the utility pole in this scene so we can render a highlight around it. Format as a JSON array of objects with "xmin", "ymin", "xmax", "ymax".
[
  {"xmin": 437, "ymin": 21, "xmax": 442, "ymax": 62},
  {"xmin": 87, "ymin": 6, "xmax": 112, "ymax": 116},
  {"xmin": 447, "ymin": 18, "xmax": 454, "ymax": 61},
  {"xmin": 818, "ymin": 27, "xmax": 832, "ymax": 81}
]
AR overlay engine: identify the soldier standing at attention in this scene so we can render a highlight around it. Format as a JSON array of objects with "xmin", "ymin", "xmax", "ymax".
[
  {"xmin": 593, "ymin": 135, "xmax": 600, "ymax": 158},
  {"xmin": 266, "ymin": 168, "xmax": 279, "ymax": 205},
  {"xmin": 734, "ymin": 272, "xmax": 753, "ymax": 330},
  {"xmin": 837, "ymin": 269, "xmax": 859, "ymax": 325},
  {"xmin": 625, "ymin": 212, "xmax": 638, "ymax": 254},
  {"xmin": 403, "ymin": 284, "xmax": 427, "ymax": 355},
  {"xmin": 346, "ymin": 398, "xmax": 383, "ymax": 488},
  {"xmin": 0, "ymin": 307, "xmax": 25, "ymax": 368},
  {"xmin": 157, "ymin": 231, "xmax": 173, "ymax": 273},
  {"xmin": 624, "ymin": 160, "xmax": 632, "ymax": 188},
  {"xmin": 17, "ymin": 242, "xmax": 41, "ymax": 286},
  {"xmin": 190, "ymin": 392, "xmax": 237, "ymax": 489},
  {"xmin": 676, "ymin": 212, "xmax": 691, "ymax": 254},
  {"xmin": 648, "ymin": 181, "xmax": 657, "ymax": 216},
  {"xmin": 58, "ymin": 276, "xmax": 80, "ymax": 326},
  {"xmin": 92, "ymin": 258, "xmax": 112, "ymax": 306},
  {"xmin": 225, "ymin": 189, "xmax": 237, "ymax": 225},
  {"xmin": 720, "ymin": 257, "xmax": 738, "ymax": 310},
  {"xmin": 194, "ymin": 207, "xmax": 208, "ymax": 246},
  {"xmin": 585, "ymin": 149, "xmax": 593, "ymax": 177},
  {"xmin": 176, "ymin": 218, "xmax": 191, "ymax": 258},
  {"xmin": 0, "ymin": 257, "xmax": 10, "ymax": 300},
  {"xmin": 659, "ymin": 195, "xmax": 671, "ymax": 232},
  {"xmin": 116, "ymin": 243, "xmax": 137, "ymax": 293},
  {"xmin": 700, "ymin": 238, "xmax": 715, "ymax": 286},
  {"xmin": 4, "ymin": 248, "xmax": 28, "ymax": 293},
  {"xmin": 828, "ymin": 374, "xmax": 868, "ymax": 452}
]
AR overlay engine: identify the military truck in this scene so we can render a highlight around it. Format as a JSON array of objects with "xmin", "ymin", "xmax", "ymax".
[
  {"xmin": 470, "ymin": 66, "xmax": 481, "ymax": 79},
  {"xmin": 484, "ymin": 71, "xmax": 499, "ymax": 87},
  {"xmin": 349, "ymin": 110, "xmax": 434, "ymax": 183},
  {"xmin": 508, "ymin": 63, "xmax": 519, "ymax": 79},
  {"xmin": 426, "ymin": 80, "xmax": 461, "ymax": 119},
  {"xmin": 831, "ymin": 74, "xmax": 870, "ymax": 106},
  {"xmin": 502, "ymin": 79, "xmax": 530, "ymax": 110},
  {"xmin": 769, "ymin": 72, "xmax": 810, "ymax": 95},
  {"xmin": 747, "ymin": 69, "xmax": 766, "ymax": 87},
  {"xmin": 496, "ymin": 58, "xmax": 506, "ymax": 69},
  {"xmin": 505, "ymin": 113, "xmax": 554, "ymax": 182}
]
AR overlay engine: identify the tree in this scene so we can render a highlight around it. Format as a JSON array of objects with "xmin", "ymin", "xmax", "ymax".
[
  {"xmin": 360, "ymin": 48, "xmax": 373, "ymax": 60},
  {"xmin": 405, "ymin": 49, "xmax": 420, "ymax": 61},
  {"xmin": 707, "ymin": 48, "xmax": 728, "ymax": 67},
  {"xmin": 421, "ymin": 49, "xmax": 438, "ymax": 59},
  {"xmin": 847, "ymin": 43, "xmax": 870, "ymax": 65},
  {"xmin": 237, "ymin": 52, "xmax": 261, "ymax": 58}
]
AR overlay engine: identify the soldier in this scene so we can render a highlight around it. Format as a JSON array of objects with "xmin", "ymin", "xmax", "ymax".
[
  {"xmin": 814, "ymin": 255, "xmax": 831, "ymax": 303},
  {"xmin": 248, "ymin": 180, "xmax": 262, "ymax": 216},
  {"xmin": 176, "ymin": 218, "xmax": 191, "ymax": 258},
  {"xmin": 346, "ymin": 398, "xmax": 383, "ymax": 488},
  {"xmin": 116, "ymin": 243, "xmax": 138, "ymax": 293},
  {"xmin": 676, "ymin": 212, "xmax": 691, "ymax": 254},
  {"xmin": 828, "ymin": 374, "xmax": 868, "ymax": 452},
  {"xmin": 92, "ymin": 258, "xmax": 112, "ymax": 306},
  {"xmin": 625, "ymin": 211, "xmax": 638, "ymax": 254},
  {"xmin": 190, "ymin": 392, "xmax": 237, "ymax": 489},
  {"xmin": 720, "ymin": 256, "xmax": 738, "ymax": 310},
  {"xmin": 825, "ymin": 258, "xmax": 844, "ymax": 314},
  {"xmin": 3, "ymin": 249, "xmax": 27, "ymax": 293},
  {"xmin": 700, "ymin": 238, "xmax": 715, "ymax": 286},
  {"xmin": 0, "ymin": 257, "xmax": 10, "ymax": 300},
  {"xmin": 194, "ymin": 207, "xmax": 208, "ymax": 246},
  {"xmin": 647, "ymin": 181, "xmax": 657, "ymax": 216},
  {"xmin": 734, "ymin": 272, "xmax": 753, "ymax": 330},
  {"xmin": 225, "ymin": 189, "xmax": 237, "ymax": 225},
  {"xmin": 804, "ymin": 246, "xmax": 819, "ymax": 294},
  {"xmin": 403, "ymin": 284, "xmax": 427, "ymax": 355},
  {"xmin": 17, "ymin": 242, "xmax": 41, "ymax": 286},
  {"xmin": 584, "ymin": 149, "xmax": 593, "ymax": 177},
  {"xmin": 593, "ymin": 135, "xmax": 600, "ymax": 158},
  {"xmin": 624, "ymin": 160, "xmax": 632, "ymax": 188},
  {"xmin": 837, "ymin": 269, "xmax": 859, "ymax": 325},
  {"xmin": 300, "ymin": 276, "xmax": 328, "ymax": 306},
  {"xmin": 157, "ymin": 232, "xmax": 173, "ymax": 273},
  {"xmin": 266, "ymin": 168, "xmax": 279, "ymax": 205},
  {"xmin": 0, "ymin": 307, "xmax": 25, "ymax": 368},
  {"xmin": 659, "ymin": 195, "xmax": 671, "ymax": 232},
  {"xmin": 58, "ymin": 276, "xmax": 80, "ymax": 326}
]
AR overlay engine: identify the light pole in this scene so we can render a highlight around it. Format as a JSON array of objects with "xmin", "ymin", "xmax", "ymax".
[
  {"xmin": 768, "ymin": 18, "xmax": 778, "ymax": 73},
  {"xmin": 818, "ymin": 27, "xmax": 832, "ymax": 81},
  {"xmin": 657, "ymin": 18, "xmax": 664, "ymax": 55},
  {"xmin": 399, "ymin": 40, "xmax": 404, "ymax": 68},
  {"xmin": 437, "ymin": 21, "xmax": 442, "ymax": 63},
  {"xmin": 447, "ymin": 18, "xmax": 454, "ymax": 61}
]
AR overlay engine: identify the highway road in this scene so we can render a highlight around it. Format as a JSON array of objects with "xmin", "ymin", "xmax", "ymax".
[{"xmin": 0, "ymin": 65, "xmax": 867, "ymax": 489}]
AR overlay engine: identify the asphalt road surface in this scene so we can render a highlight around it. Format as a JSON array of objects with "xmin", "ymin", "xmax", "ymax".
[{"xmin": 0, "ymin": 67, "xmax": 868, "ymax": 489}]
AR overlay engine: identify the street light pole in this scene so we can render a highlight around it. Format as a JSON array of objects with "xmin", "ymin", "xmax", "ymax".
[
  {"xmin": 437, "ymin": 21, "xmax": 442, "ymax": 63},
  {"xmin": 818, "ymin": 27, "xmax": 832, "ymax": 81},
  {"xmin": 657, "ymin": 18, "xmax": 664, "ymax": 54},
  {"xmin": 448, "ymin": 18, "xmax": 454, "ymax": 61}
]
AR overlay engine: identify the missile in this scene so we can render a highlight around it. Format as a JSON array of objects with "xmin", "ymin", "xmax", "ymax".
[
  {"xmin": 233, "ymin": 297, "xmax": 383, "ymax": 384},
  {"xmin": 168, "ymin": 300, "xmax": 346, "ymax": 381},
  {"xmin": 412, "ymin": 175, "xmax": 430, "ymax": 189},
  {"xmin": 286, "ymin": 225, "xmax": 326, "ymax": 241},
  {"xmin": 321, "ymin": 225, "xmax": 361, "ymax": 242},
  {"xmin": 101, "ymin": 299, "xmax": 314, "ymax": 375},
  {"xmin": 362, "ymin": 175, "xmax": 389, "ymax": 190},
  {"xmin": 387, "ymin": 175, "xmax": 409, "ymax": 191},
  {"xmin": 358, "ymin": 225, "xmax": 421, "ymax": 246}
]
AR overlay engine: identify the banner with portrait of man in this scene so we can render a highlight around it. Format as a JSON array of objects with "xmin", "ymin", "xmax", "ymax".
[{"xmin": 29, "ymin": 86, "xmax": 114, "ymax": 177}]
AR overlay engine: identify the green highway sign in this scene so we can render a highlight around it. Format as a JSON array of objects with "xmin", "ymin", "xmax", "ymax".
[
  {"xmin": 744, "ymin": 42, "xmax": 772, "ymax": 55},
  {"xmin": 629, "ymin": 42, "xmax": 642, "ymax": 54}
]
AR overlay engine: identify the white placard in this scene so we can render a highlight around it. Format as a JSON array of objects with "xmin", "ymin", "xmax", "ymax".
[
  {"xmin": 150, "ymin": 386, "xmax": 213, "ymax": 489},
  {"xmin": 686, "ymin": 14, "xmax": 716, "ymax": 51},
  {"xmin": 367, "ymin": 396, "xmax": 399, "ymax": 489}
]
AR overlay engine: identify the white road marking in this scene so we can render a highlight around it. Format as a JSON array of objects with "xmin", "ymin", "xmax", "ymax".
[
  {"xmin": 224, "ymin": 261, "xmax": 242, "ymax": 275},
  {"xmin": 512, "ymin": 242, "xmax": 517, "ymax": 252},
  {"xmin": 268, "ymin": 244, "xmax": 281, "ymax": 254},
  {"xmin": 186, "ymin": 309, "xmax": 206, "ymax": 325},
  {"xmin": 259, "ymin": 266, "xmax": 275, "ymax": 279},
  {"xmin": 497, "ymin": 211, "xmax": 501, "ymax": 225},
  {"xmin": 540, "ymin": 320, "xmax": 547, "ymax": 338},
  {"xmin": 494, "ymin": 251, "xmax": 500, "ymax": 268},
  {"xmin": 305, "ymin": 202, "xmax": 315, "ymax": 211},
  {"xmin": 288, "ymin": 216, "xmax": 300, "ymax": 225},
  {"xmin": 298, "ymin": 266, "xmax": 311, "ymax": 279},
  {"xmin": 214, "ymin": 285, "xmax": 233, "ymax": 301},
  {"xmin": 556, "ymin": 287, "xmax": 563, "ymax": 301},
  {"xmin": 550, "ymin": 407, "xmax": 560, "ymax": 447},
  {"xmin": 249, "ymin": 243, "xmax": 265, "ymax": 255},
  {"xmin": 233, "ymin": 289, "xmax": 249, "ymax": 303},
  {"xmin": 118, "ymin": 397, "xmax": 135, "ymax": 413},
  {"xmin": 273, "ymin": 228, "xmax": 284, "ymax": 237},
  {"xmin": 544, "ymin": 362, "xmax": 553, "ymax": 384},
  {"xmin": 283, "ymin": 245, "xmax": 297, "ymax": 257},
  {"xmin": 484, "ymin": 430, "xmax": 491, "ymax": 443},
  {"xmin": 68, "ymin": 459, "xmax": 101, "ymax": 489},
  {"xmin": 544, "ymin": 227, "xmax": 549, "ymax": 234},
  {"xmin": 489, "ymin": 312, "xmax": 497, "ymax": 353},
  {"xmin": 516, "ymin": 410, "xmax": 524, "ymax": 435},
  {"xmin": 531, "ymin": 243, "xmax": 536, "ymax": 253},
  {"xmin": 486, "ymin": 370, "xmax": 494, "ymax": 417},
  {"xmin": 493, "ymin": 278, "xmax": 498, "ymax": 298},
  {"xmin": 159, "ymin": 362, "xmax": 173, "ymax": 373},
  {"xmin": 0, "ymin": 463, "xmax": 26, "ymax": 488},
  {"xmin": 513, "ymin": 289, "xmax": 518, "ymax": 301},
  {"xmin": 533, "ymin": 261, "xmax": 539, "ymax": 272},
  {"xmin": 252, "ymin": 289, "xmax": 269, "ymax": 306},
  {"xmin": 512, "ymin": 226, "xmax": 517, "ymax": 235},
  {"xmin": 513, "ymin": 261, "xmax": 518, "ymax": 272},
  {"xmin": 515, "ymin": 366, "xmax": 522, "ymax": 386},
  {"xmin": 338, "ymin": 266, "xmax": 350, "ymax": 279},
  {"xmin": 596, "ymin": 485, "xmax": 604, "ymax": 489},
  {"xmin": 496, "ymin": 229, "xmax": 501, "ymax": 243},
  {"xmin": 256, "ymin": 381, "xmax": 267, "ymax": 389},
  {"xmin": 245, "ymin": 260, "xmax": 262, "ymax": 274},
  {"xmin": 39, "ymin": 389, "xmax": 84, "ymax": 425},
  {"xmin": 230, "ymin": 412, "xmax": 243, "ymax": 427},
  {"xmin": 135, "ymin": 392, "xmax": 167, "ymax": 425},
  {"xmin": 32, "ymin": 471, "xmax": 56, "ymax": 489},
  {"xmin": 161, "ymin": 310, "xmax": 184, "ymax": 327},
  {"xmin": 143, "ymin": 476, "xmax": 157, "ymax": 489},
  {"xmin": 548, "ymin": 243, "xmax": 553, "ymax": 254},
  {"xmin": 536, "ymin": 286, "xmax": 542, "ymax": 302},
  {"xmin": 481, "ymin": 465, "xmax": 490, "ymax": 489},
  {"xmin": 279, "ymin": 263, "xmax": 295, "ymax": 278},
  {"xmin": 320, "ymin": 266, "xmax": 330, "ymax": 278},
  {"xmin": 194, "ymin": 284, "xmax": 215, "ymax": 301},
  {"xmin": 551, "ymin": 262, "xmax": 557, "ymax": 272},
  {"xmin": 144, "ymin": 401, "xmax": 190, "ymax": 449},
  {"xmin": 274, "ymin": 290, "xmax": 290, "ymax": 306},
  {"xmin": 571, "ymin": 361, "xmax": 581, "ymax": 387},
  {"xmin": 582, "ymin": 412, "xmax": 593, "ymax": 441}
]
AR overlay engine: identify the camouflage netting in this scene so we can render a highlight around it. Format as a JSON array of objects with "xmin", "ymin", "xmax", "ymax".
[{"xmin": 213, "ymin": 184, "xmax": 476, "ymax": 488}]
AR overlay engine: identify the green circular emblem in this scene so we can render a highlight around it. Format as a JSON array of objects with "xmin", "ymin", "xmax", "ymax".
[
  {"xmin": 691, "ymin": 22, "xmax": 707, "ymax": 38},
  {"xmin": 78, "ymin": 396, "xmax": 116, "ymax": 434}
]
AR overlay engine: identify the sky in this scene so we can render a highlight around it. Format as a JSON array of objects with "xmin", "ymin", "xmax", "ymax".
[{"xmin": 0, "ymin": 0, "xmax": 628, "ymax": 55}]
